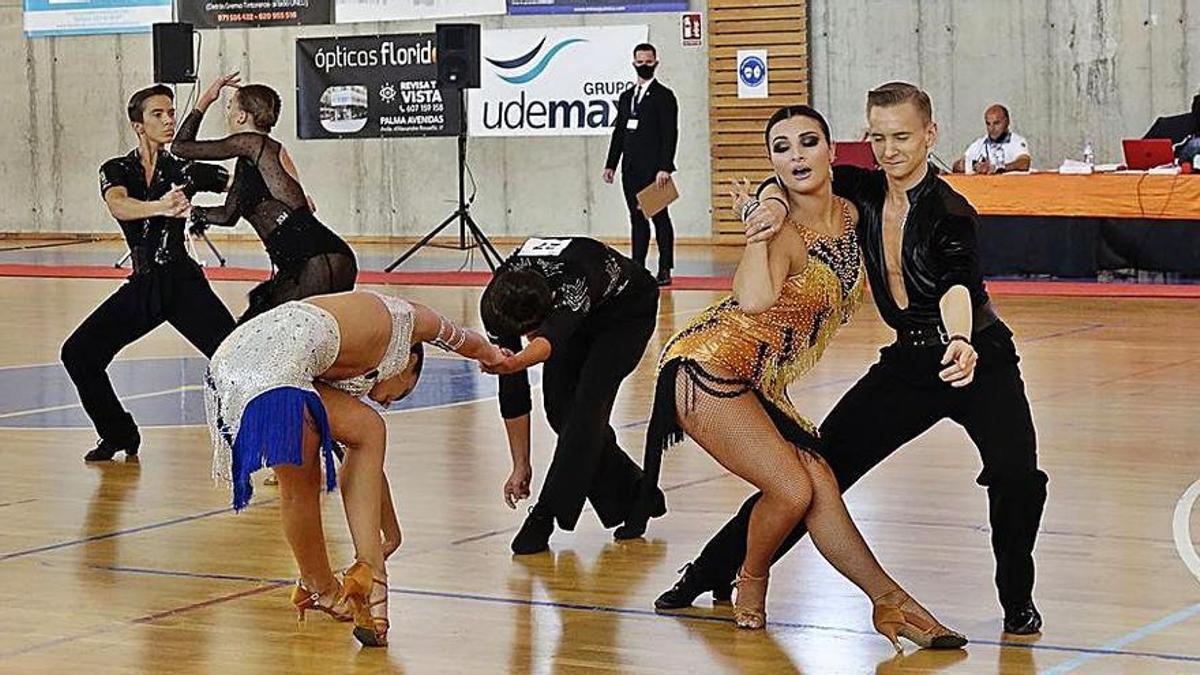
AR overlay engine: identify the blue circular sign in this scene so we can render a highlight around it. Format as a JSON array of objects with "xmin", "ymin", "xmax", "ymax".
[
  {"xmin": 0, "ymin": 356, "xmax": 538, "ymax": 429},
  {"xmin": 739, "ymin": 56, "xmax": 766, "ymax": 87}
]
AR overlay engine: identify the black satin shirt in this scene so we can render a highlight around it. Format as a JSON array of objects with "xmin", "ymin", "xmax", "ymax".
[{"xmin": 762, "ymin": 164, "xmax": 997, "ymax": 335}]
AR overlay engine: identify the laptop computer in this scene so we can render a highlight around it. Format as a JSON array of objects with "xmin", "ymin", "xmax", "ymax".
[
  {"xmin": 1122, "ymin": 138, "xmax": 1175, "ymax": 170},
  {"xmin": 833, "ymin": 141, "xmax": 878, "ymax": 170}
]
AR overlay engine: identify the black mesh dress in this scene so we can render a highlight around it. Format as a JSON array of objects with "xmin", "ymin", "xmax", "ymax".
[{"xmin": 173, "ymin": 109, "xmax": 357, "ymax": 322}]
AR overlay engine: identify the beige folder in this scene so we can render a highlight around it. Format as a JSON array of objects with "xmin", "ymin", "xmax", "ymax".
[{"xmin": 636, "ymin": 176, "xmax": 679, "ymax": 218}]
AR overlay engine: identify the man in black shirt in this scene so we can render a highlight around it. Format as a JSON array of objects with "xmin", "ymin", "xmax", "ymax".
[
  {"xmin": 654, "ymin": 83, "xmax": 1049, "ymax": 636},
  {"xmin": 480, "ymin": 237, "xmax": 665, "ymax": 554},
  {"xmin": 62, "ymin": 85, "xmax": 236, "ymax": 462}
]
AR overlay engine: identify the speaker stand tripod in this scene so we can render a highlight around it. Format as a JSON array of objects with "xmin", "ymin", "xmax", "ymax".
[
  {"xmin": 385, "ymin": 89, "xmax": 501, "ymax": 272},
  {"xmin": 114, "ymin": 230, "xmax": 226, "ymax": 268}
]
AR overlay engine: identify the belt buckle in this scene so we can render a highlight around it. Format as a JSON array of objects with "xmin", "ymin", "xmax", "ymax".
[{"xmin": 936, "ymin": 325, "xmax": 950, "ymax": 346}]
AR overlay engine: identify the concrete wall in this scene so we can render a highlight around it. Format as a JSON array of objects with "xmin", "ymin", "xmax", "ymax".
[
  {"xmin": 0, "ymin": 3, "xmax": 711, "ymax": 238},
  {"xmin": 810, "ymin": 0, "xmax": 1199, "ymax": 170},
  {"xmin": 6, "ymin": 0, "xmax": 1197, "ymax": 237}
]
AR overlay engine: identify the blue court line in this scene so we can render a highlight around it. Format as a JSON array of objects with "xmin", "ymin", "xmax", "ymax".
[
  {"xmin": 0, "ymin": 499, "xmax": 277, "ymax": 563},
  {"xmin": 81, "ymin": 564, "xmax": 1200, "ymax": 666},
  {"xmin": 1041, "ymin": 602, "xmax": 1200, "ymax": 673}
]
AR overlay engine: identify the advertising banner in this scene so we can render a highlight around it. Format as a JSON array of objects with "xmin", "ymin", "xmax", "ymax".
[
  {"xmin": 507, "ymin": 1, "xmax": 687, "ymax": 15},
  {"xmin": 468, "ymin": 25, "xmax": 649, "ymax": 137},
  {"xmin": 179, "ymin": 0, "xmax": 334, "ymax": 29},
  {"xmin": 296, "ymin": 33, "xmax": 460, "ymax": 139},
  {"xmin": 336, "ymin": 0, "xmax": 504, "ymax": 24},
  {"xmin": 24, "ymin": 0, "xmax": 172, "ymax": 38}
]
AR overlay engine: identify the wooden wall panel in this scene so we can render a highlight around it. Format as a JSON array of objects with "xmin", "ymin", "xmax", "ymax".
[{"xmin": 708, "ymin": 0, "xmax": 809, "ymax": 240}]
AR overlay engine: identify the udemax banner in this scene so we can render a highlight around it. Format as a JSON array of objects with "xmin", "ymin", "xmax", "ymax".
[
  {"xmin": 296, "ymin": 33, "xmax": 459, "ymax": 139},
  {"xmin": 467, "ymin": 25, "xmax": 649, "ymax": 137}
]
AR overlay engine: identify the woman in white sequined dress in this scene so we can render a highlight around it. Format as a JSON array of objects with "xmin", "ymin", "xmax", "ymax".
[{"xmin": 205, "ymin": 290, "xmax": 505, "ymax": 647}]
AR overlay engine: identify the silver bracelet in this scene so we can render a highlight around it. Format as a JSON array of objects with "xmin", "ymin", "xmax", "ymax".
[
  {"xmin": 431, "ymin": 315, "xmax": 468, "ymax": 352},
  {"xmin": 738, "ymin": 198, "xmax": 761, "ymax": 223}
]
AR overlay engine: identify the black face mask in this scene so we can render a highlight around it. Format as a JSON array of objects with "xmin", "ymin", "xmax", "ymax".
[{"xmin": 635, "ymin": 64, "xmax": 656, "ymax": 80}]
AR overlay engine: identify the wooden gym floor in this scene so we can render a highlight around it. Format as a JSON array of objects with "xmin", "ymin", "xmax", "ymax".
[{"xmin": 0, "ymin": 244, "xmax": 1198, "ymax": 673}]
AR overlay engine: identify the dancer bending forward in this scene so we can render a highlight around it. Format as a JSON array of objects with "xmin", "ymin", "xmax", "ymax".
[{"xmin": 204, "ymin": 290, "xmax": 504, "ymax": 647}]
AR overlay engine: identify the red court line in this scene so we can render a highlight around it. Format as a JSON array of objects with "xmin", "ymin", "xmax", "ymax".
[
  {"xmin": 0, "ymin": 583, "xmax": 281, "ymax": 661},
  {"xmin": 1, "ymin": 263, "xmax": 1198, "ymax": 298}
]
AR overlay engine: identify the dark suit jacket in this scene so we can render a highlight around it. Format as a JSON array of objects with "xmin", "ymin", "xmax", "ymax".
[
  {"xmin": 1145, "ymin": 111, "xmax": 1197, "ymax": 144},
  {"xmin": 605, "ymin": 80, "xmax": 679, "ymax": 183}
]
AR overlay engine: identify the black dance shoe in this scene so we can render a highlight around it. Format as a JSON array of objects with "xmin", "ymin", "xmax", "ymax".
[
  {"xmin": 656, "ymin": 270, "xmax": 673, "ymax": 287},
  {"xmin": 1003, "ymin": 601, "xmax": 1043, "ymax": 635},
  {"xmin": 654, "ymin": 562, "xmax": 732, "ymax": 611},
  {"xmin": 511, "ymin": 508, "xmax": 555, "ymax": 555},
  {"xmin": 613, "ymin": 487, "xmax": 667, "ymax": 540},
  {"xmin": 83, "ymin": 436, "xmax": 139, "ymax": 462}
]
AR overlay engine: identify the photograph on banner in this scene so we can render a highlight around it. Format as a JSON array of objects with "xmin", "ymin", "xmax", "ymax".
[
  {"xmin": 336, "ymin": 0, "xmax": 503, "ymax": 24},
  {"xmin": 737, "ymin": 49, "xmax": 769, "ymax": 99},
  {"xmin": 179, "ymin": 0, "xmax": 333, "ymax": 29},
  {"xmin": 507, "ymin": 0, "xmax": 687, "ymax": 15},
  {"xmin": 469, "ymin": 25, "xmax": 649, "ymax": 137},
  {"xmin": 296, "ymin": 33, "xmax": 460, "ymax": 139},
  {"xmin": 23, "ymin": 0, "xmax": 171, "ymax": 38}
]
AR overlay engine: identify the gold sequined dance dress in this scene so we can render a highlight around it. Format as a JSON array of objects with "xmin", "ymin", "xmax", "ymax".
[{"xmin": 625, "ymin": 197, "xmax": 864, "ymax": 531}]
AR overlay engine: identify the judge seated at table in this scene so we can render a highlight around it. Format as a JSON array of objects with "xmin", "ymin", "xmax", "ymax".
[
  {"xmin": 952, "ymin": 104, "xmax": 1032, "ymax": 174},
  {"xmin": 1144, "ymin": 90, "xmax": 1200, "ymax": 145}
]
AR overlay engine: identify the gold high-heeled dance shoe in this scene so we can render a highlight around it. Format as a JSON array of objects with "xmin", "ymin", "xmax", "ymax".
[
  {"xmin": 340, "ymin": 561, "xmax": 389, "ymax": 647},
  {"xmin": 290, "ymin": 580, "xmax": 353, "ymax": 623},
  {"xmin": 732, "ymin": 567, "xmax": 769, "ymax": 630},
  {"xmin": 871, "ymin": 589, "xmax": 968, "ymax": 652}
]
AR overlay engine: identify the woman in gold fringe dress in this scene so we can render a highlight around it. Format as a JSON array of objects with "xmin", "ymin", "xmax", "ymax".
[{"xmin": 635, "ymin": 105, "xmax": 966, "ymax": 650}]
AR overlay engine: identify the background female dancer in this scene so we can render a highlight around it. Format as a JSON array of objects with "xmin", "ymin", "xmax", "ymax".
[
  {"xmin": 636, "ymin": 106, "xmax": 965, "ymax": 650},
  {"xmin": 172, "ymin": 73, "xmax": 357, "ymax": 322},
  {"xmin": 205, "ymin": 290, "xmax": 505, "ymax": 647}
]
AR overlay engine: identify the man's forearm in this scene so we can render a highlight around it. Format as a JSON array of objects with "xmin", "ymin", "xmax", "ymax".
[
  {"xmin": 107, "ymin": 195, "xmax": 167, "ymax": 221},
  {"xmin": 515, "ymin": 336, "xmax": 553, "ymax": 370},
  {"xmin": 939, "ymin": 284, "xmax": 973, "ymax": 339},
  {"xmin": 504, "ymin": 414, "xmax": 532, "ymax": 469}
]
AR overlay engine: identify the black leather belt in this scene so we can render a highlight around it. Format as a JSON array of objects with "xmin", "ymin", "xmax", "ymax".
[
  {"xmin": 129, "ymin": 244, "xmax": 186, "ymax": 274},
  {"xmin": 896, "ymin": 324, "xmax": 951, "ymax": 348}
]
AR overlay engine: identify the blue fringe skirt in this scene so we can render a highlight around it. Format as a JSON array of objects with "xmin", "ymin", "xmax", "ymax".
[{"xmin": 204, "ymin": 301, "xmax": 342, "ymax": 510}]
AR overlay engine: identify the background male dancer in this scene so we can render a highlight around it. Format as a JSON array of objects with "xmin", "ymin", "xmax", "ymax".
[
  {"xmin": 62, "ymin": 84, "xmax": 236, "ymax": 462},
  {"xmin": 654, "ymin": 83, "xmax": 1049, "ymax": 636},
  {"xmin": 480, "ymin": 237, "xmax": 665, "ymax": 554}
]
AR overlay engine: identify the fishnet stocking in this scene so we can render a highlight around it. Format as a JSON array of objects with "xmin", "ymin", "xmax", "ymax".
[{"xmin": 674, "ymin": 361, "xmax": 904, "ymax": 603}]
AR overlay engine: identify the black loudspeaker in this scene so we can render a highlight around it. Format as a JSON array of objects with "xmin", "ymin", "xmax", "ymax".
[
  {"xmin": 153, "ymin": 22, "xmax": 195, "ymax": 84},
  {"xmin": 436, "ymin": 23, "xmax": 481, "ymax": 90}
]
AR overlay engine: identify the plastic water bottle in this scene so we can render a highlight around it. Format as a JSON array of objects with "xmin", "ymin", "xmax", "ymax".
[{"xmin": 1083, "ymin": 141, "xmax": 1095, "ymax": 167}]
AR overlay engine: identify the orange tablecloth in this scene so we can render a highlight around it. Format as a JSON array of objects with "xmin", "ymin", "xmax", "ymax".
[{"xmin": 941, "ymin": 173, "xmax": 1200, "ymax": 220}]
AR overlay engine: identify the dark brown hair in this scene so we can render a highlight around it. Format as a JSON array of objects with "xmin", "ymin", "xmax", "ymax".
[
  {"xmin": 127, "ymin": 84, "xmax": 173, "ymax": 123},
  {"xmin": 236, "ymin": 84, "xmax": 282, "ymax": 132},
  {"xmin": 764, "ymin": 105, "xmax": 831, "ymax": 147}
]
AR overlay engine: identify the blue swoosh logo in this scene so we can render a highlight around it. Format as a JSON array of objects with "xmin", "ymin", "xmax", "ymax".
[
  {"xmin": 486, "ymin": 38, "xmax": 546, "ymax": 70},
  {"xmin": 494, "ymin": 38, "xmax": 587, "ymax": 85}
]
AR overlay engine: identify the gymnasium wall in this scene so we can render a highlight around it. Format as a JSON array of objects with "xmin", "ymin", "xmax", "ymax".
[
  {"xmin": 2, "ymin": 1, "xmax": 1197, "ymax": 240},
  {"xmin": 809, "ymin": 0, "xmax": 1200, "ymax": 174},
  {"xmin": 0, "ymin": 4, "xmax": 713, "ymax": 241}
]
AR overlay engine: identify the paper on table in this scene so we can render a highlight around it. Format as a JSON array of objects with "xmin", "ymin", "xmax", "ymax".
[{"xmin": 1058, "ymin": 159, "xmax": 1094, "ymax": 175}]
